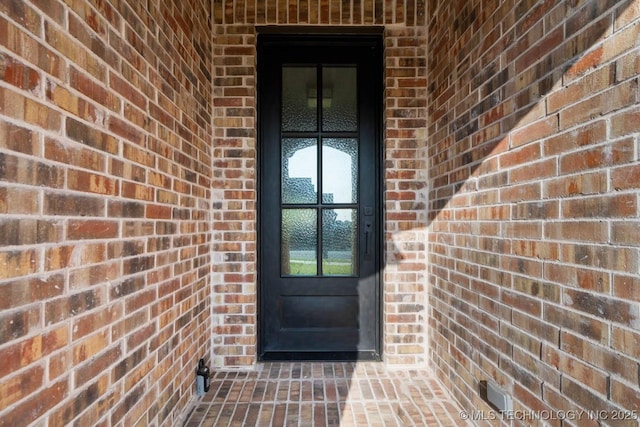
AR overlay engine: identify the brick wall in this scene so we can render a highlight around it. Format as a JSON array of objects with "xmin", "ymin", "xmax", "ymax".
[
  {"xmin": 0, "ymin": 1, "xmax": 212, "ymax": 425},
  {"xmin": 4, "ymin": 0, "xmax": 637, "ymax": 424},
  {"xmin": 428, "ymin": 0, "xmax": 640, "ymax": 422},
  {"xmin": 211, "ymin": 0, "xmax": 429, "ymax": 367}
]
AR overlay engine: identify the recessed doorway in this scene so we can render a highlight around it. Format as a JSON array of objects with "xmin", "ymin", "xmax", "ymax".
[{"xmin": 258, "ymin": 33, "xmax": 383, "ymax": 360}]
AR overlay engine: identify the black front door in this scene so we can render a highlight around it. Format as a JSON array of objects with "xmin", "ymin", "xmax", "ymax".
[{"xmin": 258, "ymin": 34, "xmax": 382, "ymax": 360}]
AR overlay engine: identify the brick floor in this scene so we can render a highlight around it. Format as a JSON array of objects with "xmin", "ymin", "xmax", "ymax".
[{"xmin": 183, "ymin": 362, "xmax": 471, "ymax": 426}]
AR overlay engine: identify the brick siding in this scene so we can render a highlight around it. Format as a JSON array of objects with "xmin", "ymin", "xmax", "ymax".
[
  {"xmin": 1, "ymin": 0, "xmax": 639, "ymax": 425},
  {"xmin": 211, "ymin": 0, "xmax": 429, "ymax": 368},
  {"xmin": 427, "ymin": 0, "xmax": 640, "ymax": 422},
  {"xmin": 0, "ymin": 1, "xmax": 212, "ymax": 425}
]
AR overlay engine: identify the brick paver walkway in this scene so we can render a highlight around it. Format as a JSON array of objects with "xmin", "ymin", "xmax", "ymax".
[{"xmin": 184, "ymin": 362, "xmax": 471, "ymax": 426}]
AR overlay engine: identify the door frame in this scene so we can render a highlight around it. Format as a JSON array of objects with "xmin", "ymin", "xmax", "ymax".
[{"xmin": 256, "ymin": 30, "xmax": 384, "ymax": 361}]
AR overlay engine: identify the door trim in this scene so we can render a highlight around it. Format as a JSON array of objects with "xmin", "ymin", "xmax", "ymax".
[
  {"xmin": 256, "ymin": 33, "xmax": 384, "ymax": 361},
  {"xmin": 257, "ymin": 25, "xmax": 385, "ymax": 35}
]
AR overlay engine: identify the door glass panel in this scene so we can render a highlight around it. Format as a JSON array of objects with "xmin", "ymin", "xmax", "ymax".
[
  {"xmin": 282, "ymin": 138, "xmax": 317, "ymax": 204},
  {"xmin": 322, "ymin": 67, "xmax": 357, "ymax": 132},
  {"xmin": 282, "ymin": 67, "xmax": 317, "ymax": 132},
  {"xmin": 322, "ymin": 209, "xmax": 357, "ymax": 276},
  {"xmin": 282, "ymin": 209, "xmax": 317, "ymax": 276},
  {"xmin": 322, "ymin": 139, "xmax": 358, "ymax": 204}
]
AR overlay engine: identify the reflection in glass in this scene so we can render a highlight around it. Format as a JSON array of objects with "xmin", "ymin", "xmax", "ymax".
[
  {"xmin": 322, "ymin": 67, "xmax": 357, "ymax": 132},
  {"xmin": 282, "ymin": 67, "xmax": 317, "ymax": 132},
  {"xmin": 282, "ymin": 138, "xmax": 317, "ymax": 204},
  {"xmin": 322, "ymin": 209, "xmax": 356, "ymax": 276},
  {"xmin": 282, "ymin": 209, "xmax": 317, "ymax": 276},
  {"xmin": 322, "ymin": 139, "xmax": 358, "ymax": 204}
]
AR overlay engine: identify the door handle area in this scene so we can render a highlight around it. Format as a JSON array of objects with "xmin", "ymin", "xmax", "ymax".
[{"xmin": 364, "ymin": 221, "xmax": 372, "ymax": 259}]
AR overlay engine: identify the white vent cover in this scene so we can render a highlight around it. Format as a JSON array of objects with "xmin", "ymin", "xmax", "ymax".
[{"xmin": 486, "ymin": 382, "xmax": 513, "ymax": 412}]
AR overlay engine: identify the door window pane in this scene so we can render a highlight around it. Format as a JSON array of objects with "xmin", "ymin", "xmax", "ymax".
[
  {"xmin": 282, "ymin": 67, "xmax": 317, "ymax": 132},
  {"xmin": 322, "ymin": 139, "xmax": 358, "ymax": 204},
  {"xmin": 322, "ymin": 209, "xmax": 357, "ymax": 276},
  {"xmin": 322, "ymin": 67, "xmax": 357, "ymax": 132},
  {"xmin": 282, "ymin": 209, "xmax": 317, "ymax": 276},
  {"xmin": 282, "ymin": 138, "xmax": 317, "ymax": 204}
]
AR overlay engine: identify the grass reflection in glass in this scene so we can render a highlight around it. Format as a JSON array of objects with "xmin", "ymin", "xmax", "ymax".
[{"xmin": 288, "ymin": 260, "xmax": 353, "ymax": 276}]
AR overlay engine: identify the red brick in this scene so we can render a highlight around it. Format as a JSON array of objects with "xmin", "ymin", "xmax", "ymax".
[
  {"xmin": 509, "ymin": 158, "xmax": 557, "ymax": 183},
  {"xmin": 561, "ymin": 193, "xmax": 637, "ymax": 218},
  {"xmin": 512, "ymin": 200, "xmax": 559, "ymax": 220},
  {"xmin": 561, "ymin": 331, "xmax": 638, "ymax": 384},
  {"xmin": 0, "ymin": 249, "xmax": 38, "ymax": 280},
  {"xmin": 0, "ymin": 15, "xmax": 65, "ymax": 79},
  {"xmin": 66, "ymin": 117, "xmax": 118, "ymax": 154},
  {"xmin": 0, "ymin": 364, "xmax": 44, "ymax": 409},
  {"xmin": 545, "ymin": 263, "xmax": 610, "ymax": 293},
  {"xmin": 45, "ymin": 289, "xmax": 103, "ymax": 326},
  {"xmin": 499, "ymin": 142, "xmax": 540, "ymax": 167},
  {"xmin": 426, "ymin": 0, "xmax": 640, "ymax": 423},
  {"xmin": 543, "ymin": 120, "xmax": 607, "ymax": 155},
  {"xmin": 0, "ymin": 379, "xmax": 69, "ymax": 426},
  {"xmin": 0, "ymin": 122, "xmax": 39, "ymax": 160},
  {"xmin": 0, "ymin": 306, "xmax": 40, "ymax": 344},
  {"xmin": 44, "ymin": 193, "xmax": 105, "ymax": 216},
  {"xmin": 512, "ymin": 275, "xmax": 558, "ymax": 302},
  {"xmin": 545, "ymin": 220, "xmax": 608, "ymax": 242},
  {"xmin": 0, "ymin": 0, "xmax": 215, "ymax": 425},
  {"xmin": 512, "ymin": 240, "xmax": 559, "ymax": 260},
  {"xmin": 560, "ymin": 139, "xmax": 635, "ymax": 174},
  {"xmin": 559, "ymin": 79, "xmax": 638, "ymax": 129},
  {"xmin": 108, "ymin": 116, "xmax": 144, "ymax": 145},
  {"xmin": 67, "ymin": 11, "xmax": 114, "ymax": 60},
  {"xmin": 610, "ymin": 379, "xmax": 640, "ymax": 413},
  {"xmin": 110, "ymin": 72, "xmax": 147, "ymax": 110},
  {"xmin": 611, "ymin": 164, "xmax": 640, "ymax": 191},
  {"xmin": 121, "ymin": 181, "xmax": 154, "ymax": 201},
  {"xmin": 1, "ymin": 1, "xmax": 638, "ymax": 426},
  {"xmin": 0, "ymin": 326, "xmax": 68, "ymax": 378},
  {"xmin": 74, "ymin": 305, "xmax": 123, "ymax": 342},
  {"xmin": 0, "ymin": 218, "xmax": 61, "ymax": 246},
  {"xmin": 563, "ymin": 46, "xmax": 605, "ymax": 83},
  {"xmin": 69, "ymin": 66, "xmax": 120, "ymax": 112},
  {"xmin": 68, "ymin": 169, "xmax": 119, "ymax": 196},
  {"xmin": 73, "ymin": 329, "xmax": 110, "ymax": 364},
  {"xmin": 612, "ymin": 325, "xmax": 640, "ymax": 359},
  {"xmin": 611, "ymin": 108, "xmax": 640, "ymax": 137},
  {"xmin": 613, "ymin": 274, "xmax": 640, "ymax": 303},
  {"xmin": 548, "ymin": 65, "xmax": 615, "ymax": 112},
  {"xmin": 561, "ymin": 375, "xmax": 618, "ymax": 417},
  {"xmin": 512, "ymin": 311, "xmax": 559, "ymax": 344},
  {"xmin": 562, "ymin": 244, "xmax": 638, "ymax": 272},
  {"xmin": 50, "ymin": 375, "xmax": 110, "ymax": 426},
  {"xmin": 0, "ymin": 87, "xmax": 61, "ymax": 131},
  {"xmin": 511, "ymin": 115, "xmax": 558, "ymax": 147},
  {"xmin": 544, "ymin": 304, "xmax": 609, "ymax": 344},
  {"xmin": 543, "ymin": 171, "xmax": 607, "ymax": 198},
  {"xmin": 0, "ymin": 1, "xmax": 42, "ymax": 37},
  {"xmin": 30, "ymin": 0, "xmax": 65, "ymax": 25},
  {"xmin": 515, "ymin": 25, "xmax": 564, "ymax": 73},
  {"xmin": 67, "ymin": 220, "xmax": 118, "ymax": 240},
  {"xmin": 611, "ymin": 220, "xmax": 640, "ymax": 246},
  {"xmin": 500, "ymin": 322, "xmax": 541, "ymax": 356},
  {"xmin": 542, "ymin": 385, "xmax": 599, "ymax": 427},
  {"xmin": 45, "ymin": 20, "xmax": 106, "ymax": 80},
  {"xmin": 616, "ymin": 47, "xmax": 640, "ymax": 81},
  {"xmin": 146, "ymin": 204, "xmax": 172, "ymax": 219},
  {"xmin": 44, "ymin": 137, "xmax": 106, "ymax": 172},
  {"xmin": 0, "ymin": 52, "xmax": 41, "ymax": 91},
  {"xmin": 0, "ymin": 274, "xmax": 64, "ymax": 310}
]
